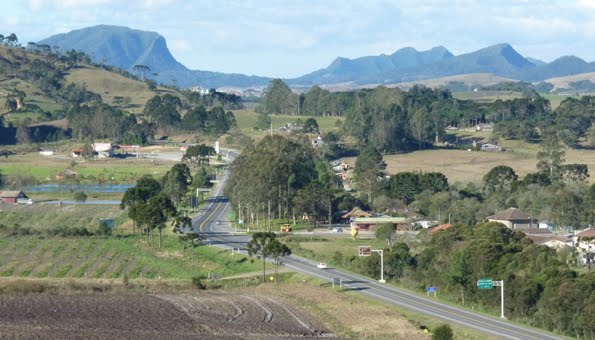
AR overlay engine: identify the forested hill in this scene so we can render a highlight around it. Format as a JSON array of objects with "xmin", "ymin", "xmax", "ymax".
[
  {"xmin": 39, "ymin": 25, "xmax": 271, "ymax": 89},
  {"xmin": 0, "ymin": 39, "xmax": 242, "ymax": 146}
]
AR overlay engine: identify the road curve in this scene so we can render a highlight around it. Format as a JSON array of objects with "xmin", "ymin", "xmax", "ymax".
[{"xmin": 192, "ymin": 150, "xmax": 563, "ymax": 340}]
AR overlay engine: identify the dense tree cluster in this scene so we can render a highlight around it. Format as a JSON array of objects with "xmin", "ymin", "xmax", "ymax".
[
  {"xmin": 67, "ymin": 103, "xmax": 152, "ymax": 143},
  {"xmin": 120, "ymin": 175, "xmax": 177, "ymax": 248},
  {"xmin": 258, "ymin": 79, "xmax": 595, "ymax": 152},
  {"xmin": 182, "ymin": 105, "xmax": 236, "ymax": 135},
  {"xmin": 184, "ymin": 89, "xmax": 243, "ymax": 110},
  {"xmin": 226, "ymin": 135, "xmax": 320, "ymax": 226}
]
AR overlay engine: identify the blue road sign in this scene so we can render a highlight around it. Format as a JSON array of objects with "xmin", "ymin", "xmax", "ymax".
[{"xmin": 427, "ymin": 287, "xmax": 437, "ymax": 293}]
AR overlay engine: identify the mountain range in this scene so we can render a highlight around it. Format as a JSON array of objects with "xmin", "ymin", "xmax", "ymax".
[{"xmin": 39, "ymin": 25, "xmax": 595, "ymax": 89}]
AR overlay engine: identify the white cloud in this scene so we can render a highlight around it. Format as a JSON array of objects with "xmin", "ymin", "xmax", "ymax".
[{"xmin": 28, "ymin": 0, "xmax": 115, "ymax": 11}]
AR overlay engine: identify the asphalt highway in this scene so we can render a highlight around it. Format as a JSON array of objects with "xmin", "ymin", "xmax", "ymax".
[{"xmin": 190, "ymin": 151, "xmax": 563, "ymax": 340}]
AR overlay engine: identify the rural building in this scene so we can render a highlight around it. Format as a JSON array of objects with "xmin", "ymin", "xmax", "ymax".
[
  {"xmin": 522, "ymin": 229, "xmax": 572, "ymax": 250},
  {"xmin": 480, "ymin": 143, "xmax": 503, "ymax": 152},
  {"xmin": 476, "ymin": 123, "xmax": 494, "ymax": 131},
  {"xmin": 341, "ymin": 207, "xmax": 371, "ymax": 221},
  {"xmin": 429, "ymin": 223, "xmax": 453, "ymax": 234},
  {"xmin": 352, "ymin": 216, "xmax": 409, "ymax": 231},
  {"xmin": 413, "ymin": 220, "xmax": 437, "ymax": 229},
  {"xmin": 0, "ymin": 190, "xmax": 28, "ymax": 204},
  {"xmin": 278, "ymin": 123, "xmax": 304, "ymax": 133},
  {"xmin": 330, "ymin": 160, "xmax": 349, "ymax": 173},
  {"xmin": 486, "ymin": 208, "xmax": 538, "ymax": 230},
  {"xmin": 574, "ymin": 228, "xmax": 595, "ymax": 264},
  {"xmin": 311, "ymin": 136, "xmax": 324, "ymax": 147},
  {"xmin": 72, "ymin": 143, "xmax": 115, "ymax": 158}
]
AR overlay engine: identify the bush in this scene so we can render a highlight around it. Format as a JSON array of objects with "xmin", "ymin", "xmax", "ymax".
[
  {"xmin": 192, "ymin": 276, "xmax": 207, "ymax": 290},
  {"xmin": 432, "ymin": 324, "xmax": 454, "ymax": 340}
]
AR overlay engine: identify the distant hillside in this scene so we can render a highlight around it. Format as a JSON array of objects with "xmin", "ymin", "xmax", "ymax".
[
  {"xmin": 292, "ymin": 46, "xmax": 453, "ymax": 85},
  {"xmin": 39, "ymin": 25, "xmax": 271, "ymax": 89},
  {"xmin": 39, "ymin": 25, "xmax": 595, "ymax": 89},
  {"xmin": 542, "ymin": 71, "xmax": 595, "ymax": 92},
  {"xmin": 290, "ymin": 43, "xmax": 595, "ymax": 87}
]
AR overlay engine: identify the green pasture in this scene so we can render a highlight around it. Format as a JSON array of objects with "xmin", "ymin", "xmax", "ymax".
[
  {"xmin": 0, "ymin": 152, "xmax": 172, "ymax": 183},
  {"xmin": 233, "ymin": 110, "xmax": 343, "ymax": 135}
]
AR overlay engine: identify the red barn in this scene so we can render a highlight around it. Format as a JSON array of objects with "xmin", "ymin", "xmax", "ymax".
[{"xmin": 0, "ymin": 191, "xmax": 28, "ymax": 204}]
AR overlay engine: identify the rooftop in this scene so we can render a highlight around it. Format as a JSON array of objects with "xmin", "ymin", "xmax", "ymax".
[{"xmin": 487, "ymin": 208, "xmax": 532, "ymax": 221}]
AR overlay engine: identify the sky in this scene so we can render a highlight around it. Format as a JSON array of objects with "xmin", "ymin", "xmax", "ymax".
[{"xmin": 2, "ymin": 0, "xmax": 595, "ymax": 78}]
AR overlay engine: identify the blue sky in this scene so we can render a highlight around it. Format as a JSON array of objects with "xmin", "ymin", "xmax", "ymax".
[{"xmin": 2, "ymin": 0, "xmax": 595, "ymax": 78}]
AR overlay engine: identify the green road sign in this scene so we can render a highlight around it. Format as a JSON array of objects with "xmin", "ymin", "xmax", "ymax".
[{"xmin": 477, "ymin": 278, "xmax": 493, "ymax": 289}]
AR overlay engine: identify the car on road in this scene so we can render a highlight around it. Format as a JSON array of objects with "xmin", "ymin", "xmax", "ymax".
[{"xmin": 317, "ymin": 263, "xmax": 328, "ymax": 269}]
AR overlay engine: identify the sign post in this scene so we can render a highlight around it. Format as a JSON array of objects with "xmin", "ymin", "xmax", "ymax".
[
  {"xmin": 358, "ymin": 246, "xmax": 385, "ymax": 283},
  {"xmin": 427, "ymin": 286, "xmax": 437, "ymax": 298},
  {"xmin": 493, "ymin": 280, "xmax": 505, "ymax": 319},
  {"xmin": 477, "ymin": 278, "xmax": 505, "ymax": 319}
]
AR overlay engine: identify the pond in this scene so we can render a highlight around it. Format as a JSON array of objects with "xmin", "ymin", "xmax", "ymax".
[{"xmin": 25, "ymin": 183, "xmax": 135, "ymax": 193}]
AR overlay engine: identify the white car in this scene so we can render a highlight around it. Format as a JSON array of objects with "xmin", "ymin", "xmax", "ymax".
[{"xmin": 317, "ymin": 263, "xmax": 328, "ymax": 269}]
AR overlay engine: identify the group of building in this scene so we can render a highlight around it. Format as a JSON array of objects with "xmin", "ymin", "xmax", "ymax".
[{"xmin": 341, "ymin": 206, "xmax": 595, "ymax": 265}]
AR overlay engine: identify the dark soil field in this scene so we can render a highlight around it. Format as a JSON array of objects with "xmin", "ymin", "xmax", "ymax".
[{"xmin": 0, "ymin": 292, "xmax": 336, "ymax": 339}]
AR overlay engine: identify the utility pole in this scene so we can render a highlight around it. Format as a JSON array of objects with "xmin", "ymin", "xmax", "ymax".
[
  {"xmin": 268, "ymin": 200, "xmax": 271, "ymax": 232},
  {"xmin": 328, "ymin": 199, "xmax": 332, "ymax": 230}
]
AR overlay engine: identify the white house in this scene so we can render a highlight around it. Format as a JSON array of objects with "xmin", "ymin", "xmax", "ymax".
[{"xmin": 311, "ymin": 136, "xmax": 324, "ymax": 148}]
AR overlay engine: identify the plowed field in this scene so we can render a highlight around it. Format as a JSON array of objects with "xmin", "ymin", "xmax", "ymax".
[{"xmin": 0, "ymin": 293, "xmax": 337, "ymax": 339}]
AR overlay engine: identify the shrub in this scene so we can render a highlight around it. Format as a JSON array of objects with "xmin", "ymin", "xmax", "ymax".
[{"xmin": 432, "ymin": 324, "xmax": 454, "ymax": 340}]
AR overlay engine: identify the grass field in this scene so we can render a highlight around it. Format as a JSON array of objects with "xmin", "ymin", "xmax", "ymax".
[
  {"xmin": 342, "ymin": 136, "xmax": 595, "ymax": 184},
  {"xmin": 282, "ymin": 235, "xmax": 387, "ymax": 261},
  {"xmin": 452, "ymin": 90, "xmax": 523, "ymax": 103},
  {"xmin": 65, "ymin": 66, "xmax": 182, "ymax": 115},
  {"xmin": 0, "ymin": 151, "xmax": 174, "ymax": 183},
  {"xmin": 452, "ymin": 91, "xmax": 572, "ymax": 109},
  {"xmin": 233, "ymin": 110, "xmax": 344, "ymax": 135}
]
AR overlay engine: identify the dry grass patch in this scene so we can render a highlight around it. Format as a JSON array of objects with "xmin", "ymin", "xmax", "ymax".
[
  {"xmin": 344, "ymin": 148, "xmax": 595, "ymax": 184},
  {"xmin": 241, "ymin": 282, "xmax": 427, "ymax": 339}
]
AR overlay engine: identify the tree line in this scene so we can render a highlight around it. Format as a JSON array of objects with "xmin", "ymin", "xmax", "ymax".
[{"xmin": 257, "ymin": 79, "xmax": 595, "ymax": 153}]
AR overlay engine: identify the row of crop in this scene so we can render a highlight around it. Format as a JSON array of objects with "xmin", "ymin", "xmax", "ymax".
[{"xmin": 0, "ymin": 235, "xmax": 261, "ymax": 280}]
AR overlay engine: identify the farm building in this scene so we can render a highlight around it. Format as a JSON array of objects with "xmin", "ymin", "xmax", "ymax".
[
  {"xmin": 352, "ymin": 216, "xmax": 409, "ymax": 231},
  {"xmin": 429, "ymin": 223, "xmax": 453, "ymax": 234},
  {"xmin": 487, "ymin": 208, "xmax": 538, "ymax": 230},
  {"xmin": 480, "ymin": 143, "xmax": 503, "ymax": 152},
  {"xmin": 72, "ymin": 143, "xmax": 115, "ymax": 158},
  {"xmin": 0, "ymin": 191, "xmax": 28, "ymax": 204}
]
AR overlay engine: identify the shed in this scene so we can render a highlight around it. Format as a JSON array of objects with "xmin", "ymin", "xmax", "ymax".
[{"xmin": 0, "ymin": 191, "xmax": 28, "ymax": 204}]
